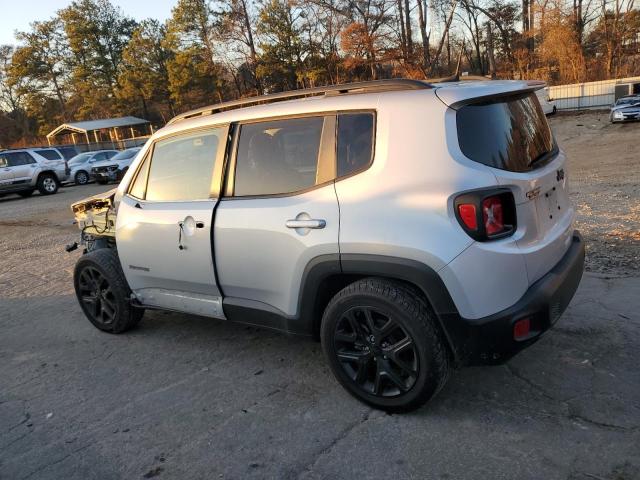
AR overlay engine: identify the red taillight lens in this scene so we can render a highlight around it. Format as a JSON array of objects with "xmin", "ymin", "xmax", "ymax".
[
  {"xmin": 457, "ymin": 204, "xmax": 477, "ymax": 230},
  {"xmin": 513, "ymin": 318, "xmax": 531, "ymax": 340},
  {"xmin": 482, "ymin": 196, "xmax": 505, "ymax": 236}
]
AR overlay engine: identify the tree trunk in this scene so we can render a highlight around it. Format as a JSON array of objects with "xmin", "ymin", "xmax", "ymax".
[
  {"xmin": 404, "ymin": 0, "xmax": 413, "ymax": 58},
  {"xmin": 487, "ymin": 22, "xmax": 496, "ymax": 78},
  {"xmin": 429, "ymin": 0, "xmax": 459, "ymax": 75},
  {"xmin": 416, "ymin": 0, "xmax": 430, "ymax": 68},
  {"xmin": 397, "ymin": 0, "xmax": 407, "ymax": 60}
]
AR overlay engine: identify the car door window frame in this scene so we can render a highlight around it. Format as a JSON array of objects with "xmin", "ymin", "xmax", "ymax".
[
  {"xmin": 222, "ymin": 110, "xmax": 376, "ymax": 199},
  {"xmin": 126, "ymin": 124, "xmax": 230, "ymax": 203}
]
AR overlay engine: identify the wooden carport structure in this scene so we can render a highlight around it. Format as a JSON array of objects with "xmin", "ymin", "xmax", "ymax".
[{"xmin": 46, "ymin": 116, "xmax": 153, "ymax": 150}]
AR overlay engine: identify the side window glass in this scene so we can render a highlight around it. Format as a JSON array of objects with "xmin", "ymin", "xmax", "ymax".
[
  {"xmin": 234, "ymin": 116, "xmax": 323, "ymax": 196},
  {"xmin": 94, "ymin": 152, "xmax": 106, "ymax": 161},
  {"xmin": 34, "ymin": 149, "xmax": 62, "ymax": 160},
  {"xmin": 145, "ymin": 128, "xmax": 223, "ymax": 202},
  {"xmin": 5, "ymin": 152, "xmax": 35, "ymax": 166},
  {"xmin": 106, "ymin": 151, "xmax": 117, "ymax": 159},
  {"xmin": 337, "ymin": 113, "xmax": 375, "ymax": 177},
  {"xmin": 129, "ymin": 153, "xmax": 150, "ymax": 199}
]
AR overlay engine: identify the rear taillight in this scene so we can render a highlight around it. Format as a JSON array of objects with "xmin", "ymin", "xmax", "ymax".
[
  {"xmin": 454, "ymin": 189, "xmax": 516, "ymax": 241},
  {"xmin": 482, "ymin": 196, "xmax": 504, "ymax": 235}
]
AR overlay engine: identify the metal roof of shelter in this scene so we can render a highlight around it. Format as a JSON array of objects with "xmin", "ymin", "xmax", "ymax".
[{"xmin": 46, "ymin": 116, "xmax": 149, "ymax": 138}]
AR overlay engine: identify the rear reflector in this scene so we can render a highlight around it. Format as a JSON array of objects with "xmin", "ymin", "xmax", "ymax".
[
  {"xmin": 513, "ymin": 318, "xmax": 531, "ymax": 340},
  {"xmin": 457, "ymin": 204, "xmax": 477, "ymax": 230}
]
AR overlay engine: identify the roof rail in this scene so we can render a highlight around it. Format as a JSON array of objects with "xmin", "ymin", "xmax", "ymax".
[{"xmin": 166, "ymin": 79, "xmax": 432, "ymax": 125}]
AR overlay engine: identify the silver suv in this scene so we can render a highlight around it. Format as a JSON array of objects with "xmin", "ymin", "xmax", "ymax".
[
  {"xmin": 70, "ymin": 79, "xmax": 585, "ymax": 412},
  {"xmin": 0, "ymin": 148, "xmax": 69, "ymax": 197}
]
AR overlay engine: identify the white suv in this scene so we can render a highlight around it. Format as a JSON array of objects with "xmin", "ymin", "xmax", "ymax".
[
  {"xmin": 70, "ymin": 79, "xmax": 584, "ymax": 412},
  {"xmin": 0, "ymin": 148, "xmax": 69, "ymax": 197}
]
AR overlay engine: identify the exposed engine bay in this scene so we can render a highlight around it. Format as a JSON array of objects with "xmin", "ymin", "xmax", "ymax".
[{"xmin": 70, "ymin": 188, "xmax": 118, "ymax": 244}]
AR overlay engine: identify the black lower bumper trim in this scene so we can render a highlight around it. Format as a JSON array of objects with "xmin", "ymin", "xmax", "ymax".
[{"xmin": 455, "ymin": 231, "xmax": 585, "ymax": 365}]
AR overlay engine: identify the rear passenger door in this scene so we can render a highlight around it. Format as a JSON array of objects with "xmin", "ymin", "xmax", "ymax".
[
  {"xmin": 3, "ymin": 152, "xmax": 38, "ymax": 186},
  {"xmin": 116, "ymin": 127, "xmax": 229, "ymax": 318},
  {"xmin": 214, "ymin": 115, "xmax": 340, "ymax": 320}
]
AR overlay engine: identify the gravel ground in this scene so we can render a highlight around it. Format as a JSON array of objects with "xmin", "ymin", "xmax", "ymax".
[
  {"xmin": 550, "ymin": 111, "xmax": 640, "ymax": 276},
  {"xmin": 1, "ymin": 113, "xmax": 639, "ymax": 480}
]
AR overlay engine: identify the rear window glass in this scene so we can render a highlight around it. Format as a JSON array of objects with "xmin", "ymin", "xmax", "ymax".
[{"xmin": 456, "ymin": 92, "xmax": 555, "ymax": 172}]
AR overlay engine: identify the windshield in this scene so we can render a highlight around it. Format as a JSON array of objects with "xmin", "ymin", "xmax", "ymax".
[
  {"xmin": 456, "ymin": 92, "xmax": 556, "ymax": 172},
  {"xmin": 110, "ymin": 148, "xmax": 140, "ymax": 161},
  {"xmin": 616, "ymin": 97, "xmax": 640, "ymax": 107},
  {"xmin": 69, "ymin": 153, "xmax": 92, "ymax": 165}
]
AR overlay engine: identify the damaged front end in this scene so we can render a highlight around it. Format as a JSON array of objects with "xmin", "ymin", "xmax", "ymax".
[{"xmin": 70, "ymin": 188, "xmax": 118, "ymax": 251}]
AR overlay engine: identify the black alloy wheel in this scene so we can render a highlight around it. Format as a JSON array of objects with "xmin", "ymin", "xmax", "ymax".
[
  {"xmin": 321, "ymin": 278, "xmax": 451, "ymax": 412},
  {"xmin": 77, "ymin": 266, "xmax": 118, "ymax": 327},
  {"xmin": 333, "ymin": 306, "xmax": 419, "ymax": 397},
  {"xmin": 74, "ymin": 248, "xmax": 143, "ymax": 333}
]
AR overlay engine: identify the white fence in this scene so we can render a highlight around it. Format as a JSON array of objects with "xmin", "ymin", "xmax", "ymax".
[{"xmin": 547, "ymin": 76, "xmax": 640, "ymax": 110}]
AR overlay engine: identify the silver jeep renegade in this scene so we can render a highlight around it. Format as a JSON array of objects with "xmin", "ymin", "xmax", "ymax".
[{"xmin": 70, "ymin": 79, "xmax": 585, "ymax": 412}]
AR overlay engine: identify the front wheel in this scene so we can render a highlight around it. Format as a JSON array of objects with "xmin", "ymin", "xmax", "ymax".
[
  {"xmin": 321, "ymin": 278, "xmax": 451, "ymax": 412},
  {"xmin": 75, "ymin": 170, "xmax": 89, "ymax": 185},
  {"xmin": 74, "ymin": 248, "xmax": 144, "ymax": 333}
]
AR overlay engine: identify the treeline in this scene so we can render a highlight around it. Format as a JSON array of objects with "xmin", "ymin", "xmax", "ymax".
[{"xmin": 1, "ymin": 0, "xmax": 639, "ymax": 147}]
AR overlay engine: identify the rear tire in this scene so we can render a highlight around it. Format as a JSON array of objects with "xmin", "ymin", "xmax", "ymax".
[
  {"xmin": 74, "ymin": 248, "xmax": 144, "ymax": 333},
  {"xmin": 321, "ymin": 278, "xmax": 451, "ymax": 412},
  {"xmin": 36, "ymin": 173, "xmax": 59, "ymax": 195},
  {"xmin": 18, "ymin": 189, "xmax": 35, "ymax": 198}
]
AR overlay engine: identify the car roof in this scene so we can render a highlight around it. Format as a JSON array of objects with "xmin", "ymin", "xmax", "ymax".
[{"xmin": 157, "ymin": 79, "xmax": 538, "ymax": 138}]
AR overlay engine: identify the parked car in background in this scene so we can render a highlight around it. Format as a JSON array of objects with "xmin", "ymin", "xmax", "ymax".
[
  {"xmin": 0, "ymin": 149, "xmax": 68, "ymax": 197},
  {"xmin": 536, "ymin": 89, "xmax": 557, "ymax": 115},
  {"xmin": 67, "ymin": 150, "xmax": 119, "ymax": 185},
  {"xmin": 610, "ymin": 95, "xmax": 640, "ymax": 123},
  {"xmin": 90, "ymin": 147, "xmax": 142, "ymax": 184}
]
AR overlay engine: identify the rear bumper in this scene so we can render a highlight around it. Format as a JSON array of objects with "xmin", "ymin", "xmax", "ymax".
[{"xmin": 452, "ymin": 231, "xmax": 585, "ymax": 365}]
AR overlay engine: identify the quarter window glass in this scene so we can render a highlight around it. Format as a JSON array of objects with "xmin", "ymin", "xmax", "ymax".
[
  {"xmin": 145, "ymin": 129, "xmax": 223, "ymax": 201},
  {"xmin": 337, "ymin": 113, "xmax": 375, "ymax": 177},
  {"xmin": 35, "ymin": 149, "xmax": 62, "ymax": 160},
  {"xmin": 234, "ymin": 117, "xmax": 323, "ymax": 196}
]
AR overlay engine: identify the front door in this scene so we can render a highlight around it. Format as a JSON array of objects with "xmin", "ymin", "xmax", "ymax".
[{"xmin": 116, "ymin": 126, "xmax": 228, "ymax": 318}]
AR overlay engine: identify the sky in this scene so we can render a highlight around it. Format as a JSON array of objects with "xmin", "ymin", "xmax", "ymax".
[{"xmin": 0, "ymin": 0, "xmax": 175, "ymax": 45}]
